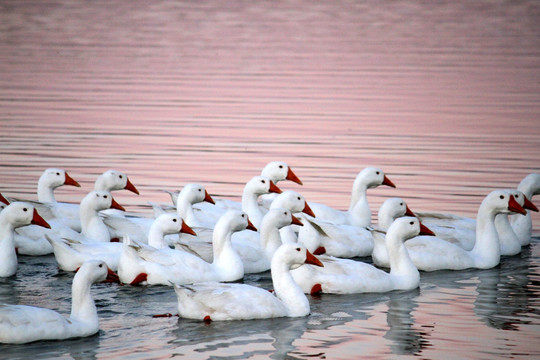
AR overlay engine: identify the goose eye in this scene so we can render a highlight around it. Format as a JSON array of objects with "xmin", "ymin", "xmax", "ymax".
[
  {"xmin": 279, "ymin": 165, "xmax": 283, "ymax": 169},
  {"xmin": 56, "ymin": 172, "xmax": 60, "ymax": 176},
  {"xmin": 400, "ymin": 203, "xmax": 403, "ymax": 206},
  {"xmin": 98, "ymin": 263, "xmax": 103, "ymax": 268},
  {"xmin": 500, "ymin": 195, "xmax": 505, "ymax": 199},
  {"xmin": 173, "ymin": 218, "xmax": 177, "ymax": 222},
  {"xmin": 104, "ymin": 195, "xmax": 108, "ymax": 199},
  {"xmin": 296, "ymin": 247, "xmax": 301, "ymax": 252},
  {"xmin": 284, "ymin": 211, "xmax": 288, "ymax": 215},
  {"xmin": 515, "ymin": 194, "xmax": 519, "ymax": 198},
  {"xmin": 119, "ymin": 175, "xmax": 123, "ymax": 179},
  {"xmin": 241, "ymin": 214, "xmax": 245, "ymax": 218},
  {"xmin": 376, "ymin": 171, "xmax": 380, "ymax": 175},
  {"xmin": 410, "ymin": 221, "xmax": 414, "ymax": 225},
  {"xmin": 23, "ymin": 208, "xmax": 28, "ymax": 212},
  {"xmin": 198, "ymin": 189, "xmax": 202, "ymax": 192},
  {"xmin": 261, "ymin": 180, "xmax": 266, "ymax": 184}
]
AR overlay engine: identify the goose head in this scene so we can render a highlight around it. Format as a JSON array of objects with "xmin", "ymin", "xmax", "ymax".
[
  {"xmin": 218, "ymin": 210, "xmax": 257, "ymax": 233},
  {"xmin": 505, "ymin": 189, "xmax": 538, "ymax": 213},
  {"xmin": 356, "ymin": 167, "xmax": 396, "ymax": 190},
  {"xmin": 39, "ymin": 168, "xmax": 81, "ymax": 190},
  {"xmin": 153, "ymin": 213, "xmax": 197, "ymax": 236},
  {"xmin": 261, "ymin": 161, "xmax": 303, "ymax": 185},
  {"xmin": 387, "ymin": 216, "xmax": 435, "ymax": 242},
  {"xmin": 517, "ymin": 173, "xmax": 540, "ymax": 199},
  {"xmin": 1, "ymin": 202, "xmax": 51, "ymax": 229},
  {"xmin": 482, "ymin": 190, "xmax": 527, "ymax": 216},
  {"xmin": 74, "ymin": 259, "xmax": 110, "ymax": 284},
  {"xmin": 272, "ymin": 243, "xmax": 324, "ymax": 269},
  {"xmin": 270, "ymin": 190, "xmax": 316, "ymax": 217},
  {"xmin": 377, "ymin": 198, "xmax": 416, "ymax": 231},
  {"xmin": 179, "ymin": 183, "xmax": 215, "ymax": 205},
  {"xmin": 245, "ymin": 176, "xmax": 282, "ymax": 196},
  {"xmin": 95, "ymin": 170, "xmax": 139, "ymax": 194},
  {"xmin": 81, "ymin": 190, "xmax": 125, "ymax": 213},
  {"xmin": 263, "ymin": 208, "xmax": 304, "ymax": 230}
]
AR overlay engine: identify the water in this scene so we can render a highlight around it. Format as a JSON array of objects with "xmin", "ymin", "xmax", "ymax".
[{"xmin": 1, "ymin": 0, "xmax": 540, "ymax": 358}]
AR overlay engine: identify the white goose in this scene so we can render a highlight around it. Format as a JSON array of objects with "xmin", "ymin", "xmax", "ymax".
[
  {"xmin": 290, "ymin": 217, "xmax": 434, "ymax": 295},
  {"xmin": 510, "ymin": 173, "xmax": 540, "ymax": 245},
  {"xmin": 46, "ymin": 213, "xmax": 195, "ymax": 272},
  {"xmin": 0, "ymin": 260, "xmax": 108, "ymax": 344},
  {"xmin": 173, "ymin": 243, "xmax": 323, "ymax": 321},
  {"xmin": 0, "ymin": 202, "xmax": 51, "ymax": 277},
  {"xmin": 117, "ymin": 210, "xmax": 256, "ymax": 286},
  {"xmin": 269, "ymin": 190, "xmax": 316, "ymax": 244},
  {"xmin": 308, "ymin": 167, "xmax": 396, "ymax": 227},
  {"xmin": 373, "ymin": 190, "xmax": 527, "ymax": 271}
]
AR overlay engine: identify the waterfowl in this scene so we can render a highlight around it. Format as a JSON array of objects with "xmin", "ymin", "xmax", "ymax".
[
  {"xmin": 373, "ymin": 190, "xmax": 527, "ymax": 271},
  {"xmin": 117, "ymin": 210, "xmax": 255, "ymax": 286},
  {"xmin": 510, "ymin": 173, "xmax": 540, "ymax": 245},
  {"xmin": 0, "ymin": 202, "xmax": 50, "ymax": 277},
  {"xmin": 308, "ymin": 167, "xmax": 396, "ymax": 227},
  {"xmin": 0, "ymin": 260, "xmax": 108, "ymax": 344},
  {"xmin": 290, "ymin": 217, "xmax": 434, "ymax": 295},
  {"xmin": 173, "ymin": 243, "xmax": 323, "ymax": 321}
]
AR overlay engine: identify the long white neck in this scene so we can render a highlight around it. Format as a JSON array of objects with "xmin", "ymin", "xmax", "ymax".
[
  {"xmin": 349, "ymin": 191, "xmax": 371, "ymax": 227},
  {"xmin": 0, "ymin": 216, "xmax": 17, "ymax": 277},
  {"xmin": 371, "ymin": 230, "xmax": 388, "ymax": 264},
  {"xmin": 509, "ymin": 212, "xmax": 532, "ymax": 246},
  {"xmin": 377, "ymin": 208, "xmax": 395, "ymax": 231},
  {"xmin": 348, "ymin": 175, "xmax": 366, "ymax": 211},
  {"xmin": 279, "ymin": 226, "xmax": 297, "ymax": 244},
  {"xmin": 148, "ymin": 225, "xmax": 168, "ymax": 249},
  {"xmin": 93, "ymin": 174, "xmax": 108, "ymax": 191},
  {"xmin": 241, "ymin": 189, "xmax": 264, "ymax": 228},
  {"xmin": 495, "ymin": 214, "xmax": 521, "ymax": 255},
  {"xmin": 80, "ymin": 204, "xmax": 110, "ymax": 242},
  {"xmin": 470, "ymin": 203, "xmax": 501, "ymax": 269},
  {"xmin": 272, "ymin": 260, "xmax": 310, "ymax": 317},
  {"xmin": 386, "ymin": 232, "xmax": 419, "ymax": 286},
  {"xmin": 70, "ymin": 272, "xmax": 99, "ymax": 330},
  {"xmin": 176, "ymin": 196, "xmax": 197, "ymax": 227},
  {"xmin": 211, "ymin": 223, "xmax": 244, "ymax": 281},
  {"xmin": 37, "ymin": 178, "xmax": 57, "ymax": 203},
  {"xmin": 260, "ymin": 221, "xmax": 283, "ymax": 262}
]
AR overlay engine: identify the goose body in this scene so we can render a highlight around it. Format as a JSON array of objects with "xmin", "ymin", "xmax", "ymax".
[
  {"xmin": 308, "ymin": 167, "xmax": 396, "ymax": 227},
  {"xmin": 0, "ymin": 202, "xmax": 50, "ymax": 277},
  {"xmin": 118, "ymin": 210, "xmax": 255, "ymax": 286},
  {"xmin": 373, "ymin": 191, "xmax": 527, "ymax": 271},
  {"xmin": 173, "ymin": 243, "xmax": 323, "ymax": 321},
  {"xmin": 290, "ymin": 217, "xmax": 433, "ymax": 294},
  {"xmin": 0, "ymin": 260, "xmax": 108, "ymax": 344}
]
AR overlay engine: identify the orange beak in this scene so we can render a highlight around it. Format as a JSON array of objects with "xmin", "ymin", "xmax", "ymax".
[
  {"xmin": 268, "ymin": 180, "xmax": 282, "ymax": 194},
  {"xmin": 0, "ymin": 193, "xmax": 9, "ymax": 205},
  {"xmin": 508, "ymin": 195, "xmax": 526, "ymax": 215},
  {"xmin": 382, "ymin": 175, "xmax": 396, "ymax": 188},
  {"xmin": 405, "ymin": 205, "xmax": 416, "ymax": 217},
  {"xmin": 286, "ymin": 167, "xmax": 303, "ymax": 185},
  {"xmin": 181, "ymin": 220, "xmax": 197, "ymax": 236},
  {"xmin": 291, "ymin": 214, "xmax": 303, "ymax": 226},
  {"xmin": 124, "ymin": 177, "xmax": 140, "ymax": 195},
  {"xmin": 204, "ymin": 190, "xmax": 215, "ymax": 205},
  {"xmin": 523, "ymin": 195, "xmax": 539, "ymax": 212},
  {"xmin": 305, "ymin": 249, "xmax": 324, "ymax": 267},
  {"xmin": 302, "ymin": 202, "xmax": 316, "ymax": 217},
  {"xmin": 246, "ymin": 218, "xmax": 258, "ymax": 232},
  {"xmin": 110, "ymin": 197, "xmax": 126, "ymax": 211},
  {"xmin": 32, "ymin": 209, "xmax": 51, "ymax": 229},
  {"xmin": 419, "ymin": 222, "xmax": 435, "ymax": 236},
  {"xmin": 63, "ymin": 171, "xmax": 81, "ymax": 187}
]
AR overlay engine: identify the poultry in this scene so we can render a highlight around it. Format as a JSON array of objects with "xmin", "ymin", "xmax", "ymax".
[
  {"xmin": 173, "ymin": 243, "xmax": 323, "ymax": 321},
  {"xmin": 46, "ymin": 213, "xmax": 195, "ymax": 272},
  {"xmin": 307, "ymin": 167, "xmax": 396, "ymax": 228},
  {"xmin": 290, "ymin": 217, "xmax": 434, "ymax": 295},
  {"xmin": 0, "ymin": 202, "xmax": 51, "ymax": 277},
  {"xmin": 372, "ymin": 190, "xmax": 527, "ymax": 271},
  {"xmin": 117, "ymin": 210, "xmax": 256, "ymax": 286},
  {"xmin": 0, "ymin": 260, "xmax": 108, "ymax": 344},
  {"xmin": 510, "ymin": 173, "xmax": 540, "ymax": 245}
]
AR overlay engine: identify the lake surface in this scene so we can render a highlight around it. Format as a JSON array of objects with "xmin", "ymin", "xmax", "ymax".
[{"xmin": 1, "ymin": 0, "xmax": 539, "ymax": 358}]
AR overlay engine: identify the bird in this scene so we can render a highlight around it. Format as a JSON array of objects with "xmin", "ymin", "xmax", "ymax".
[
  {"xmin": 173, "ymin": 243, "xmax": 323, "ymax": 321},
  {"xmin": 0, "ymin": 260, "xmax": 108, "ymax": 344},
  {"xmin": 510, "ymin": 173, "xmax": 540, "ymax": 245},
  {"xmin": 0, "ymin": 202, "xmax": 50, "ymax": 277},
  {"xmin": 290, "ymin": 217, "xmax": 434, "ymax": 295},
  {"xmin": 307, "ymin": 167, "xmax": 396, "ymax": 228}
]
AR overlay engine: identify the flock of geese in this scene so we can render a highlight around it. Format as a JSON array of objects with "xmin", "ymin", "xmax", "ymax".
[{"xmin": 0, "ymin": 162, "xmax": 538, "ymax": 344}]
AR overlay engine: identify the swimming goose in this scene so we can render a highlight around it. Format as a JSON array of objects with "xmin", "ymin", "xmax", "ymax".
[
  {"xmin": 373, "ymin": 190, "xmax": 527, "ymax": 271},
  {"xmin": 308, "ymin": 167, "xmax": 396, "ymax": 227},
  {"xmin": 0, "ymin": 260, "xmax": 108, "ymax": 344},
  {"xmin": 117, "ymin": 210, "xmax": 256, "ymax": 286},
  {"xmin": 46, "ymin": 213, "xmax": 195, "ymax": 272},
  {"xmin": 510, "ymin": 173, "xmax": 540, "ymax": 245},
  {"xmin": 173, "ymin": 243, "xmax": 323, "ymax": 321},
  {"xmin": 0, "ymin": 202, "xmax": 51, "ymax": 277},
  {"xmin": 290, "ymin": 217, "xmax": 434, "ymax": 295}
]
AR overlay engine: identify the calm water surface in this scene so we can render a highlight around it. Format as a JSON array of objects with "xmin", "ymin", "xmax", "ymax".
[{"xmin": 1, "ymin": 0, "xmax": 540, "ymax": 359}]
